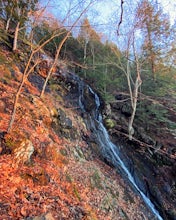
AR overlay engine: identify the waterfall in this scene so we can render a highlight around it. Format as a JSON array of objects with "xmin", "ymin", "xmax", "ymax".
[{"xmin": 77, "ymin": 79, "xmax": 163, "ymax": 220}]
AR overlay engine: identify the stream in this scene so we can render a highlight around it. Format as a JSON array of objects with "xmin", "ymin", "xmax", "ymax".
[{"xmin": 73, "ymin": 75, "xmax": 164, "ymax": 220}]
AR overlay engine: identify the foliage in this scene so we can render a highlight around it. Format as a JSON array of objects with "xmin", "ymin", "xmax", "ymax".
[
  {"xmin": 0, "ymin": 0, "xmax": 38, "ymax": 28},
  {"xmin": 135, "ymin": 0, "xmax": 171, "ymax": 78},
  {"xmin": 136, "ymin": 100, "xmax": 176, "ymax": 133},
  {"xmin": 0, "ymin": 0, "xmax": 38, "ymax": 51}
]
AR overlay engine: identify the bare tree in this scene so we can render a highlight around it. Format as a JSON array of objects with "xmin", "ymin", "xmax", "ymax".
[
  {"xmin": 128, "ymin": 34, "xmax": 142, "ymax": 140},
  {"xmin": 7, "ymin": 30, "xmax": 65, "ymax": 132},
  {"xmin": 108, "ymin": 28, "xmax": 142, "ymax": 140},
  {"xmin": 8, "ymin": 0, "xmax": 95, "ymax": 132},
  {"xmin": 40, "ymin": 0, "xmax": 94, "ymax": 97}
]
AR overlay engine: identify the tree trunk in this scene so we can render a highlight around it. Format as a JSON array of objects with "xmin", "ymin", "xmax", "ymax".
[
  {"xmin": 5, "ymin": 7, "xmax": 13, "ymax": 32},
  {"xmin": 5, "ymin": 17, "xmax": 11, "ymax": 32},
  {"xmin": 7, "ymin": 30, "xmax": 65, "ymax": 132},
  {"xmin": 128, "ymin": 44, "xmax": 142, "ymax": 140},
  {"xmin": 13, "ymin": 21, "xmax": 20, "ymax": 51},
  {"xmin": 8, "ymin": 54, "xmax": 40, "ymax": 132},
  {"xmin": 128, "ymin": 77, "xmax": 142, "ymax": 140},
  {"xmin": 83, "ymin": 40, "xmax": 88, "ymax": 78},
  {"xmin": 91, "ymin": 43, "xmax": 95, "ymax": 73},
  {"xmin": 40, "ymin": 34, "xmax": 70, "ymax": 98}
]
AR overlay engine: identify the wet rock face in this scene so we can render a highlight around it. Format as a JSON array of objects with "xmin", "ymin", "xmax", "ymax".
[
  {"xmin": 137, "ymin": 127, "xmax": 156, "ymax": 145},
  {"xmin": 82, "ymin": 85, "xmax": 97, "ymax": 113},
  {"xmin": 28, "ymin": 73, "xmax": 50, "ymax": 93},
  {"xmin": 62, "ymin": 73, "xmax": 175, "ymax": 220},
  {"xmin": 57, "ymin": 109, "xmax": 72, "ymax": 129},
  {"xmin": 96, "ymin": 92, "xmax": 176, "ymax": 220},
  {"xmin": 0, "ymin": 132, "xmax": 9, "ymax": 154},
  {"xmin": 51, "ymin": 108, "xmax": 77, "ymax": 140},
  {"xmin": 103, "ymin": 103, "xmax": 111, "ymax": 117},
  {"xmin": 107, "ymin": 99, "xmax": 176, "ymax": 220},
  {"xmin": 113, "ymin": 94, "xmax": 132, "ymax": 117}
]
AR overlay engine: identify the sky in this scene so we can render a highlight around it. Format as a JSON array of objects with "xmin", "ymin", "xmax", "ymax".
[
  {"xmin": 156, "ymin": 0, "xmax": 176, "ymax": 24},
  {"xmin": 41, "ymin": 0, "xmax": 176, "ymax": 26},
  {"xmin": 40, "ymin": 0, "xmax": 176, "ymax": 44}
]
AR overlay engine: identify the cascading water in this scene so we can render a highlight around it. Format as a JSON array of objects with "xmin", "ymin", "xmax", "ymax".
[{"xmin": 77, "ymin": 78, "xmax": 163, "ymax": 220}]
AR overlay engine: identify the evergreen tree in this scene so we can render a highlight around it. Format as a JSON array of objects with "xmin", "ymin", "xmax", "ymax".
[
  {"xmin": 135, "ymin": 0, "xmax": 171, "ymax": 80},
  {"xmin": 0, "ymin": 0, "xmax": 38, "ymax": 50}
]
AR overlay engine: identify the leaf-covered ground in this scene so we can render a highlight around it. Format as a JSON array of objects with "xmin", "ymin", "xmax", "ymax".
[{"xmin": 0, "ymin": 49, "xmax": 158, "ymax": 219}]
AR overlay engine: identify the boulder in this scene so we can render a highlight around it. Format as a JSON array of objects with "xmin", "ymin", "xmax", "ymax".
[
  {"xmin": 51, "ymin": 108, "xmax": 78, "ymax": 140},
  {"xmin": 82, "ymin": 85, "xmax": 97, "ymax": 112},
  {"xmin": 58, "ymin": 108, "xmax": 72, "ymax": 129},
  {"xmin": 103, "ymin": 103, "xmax": 111, "ymax": 117},
  {"xmin": 13, "ymin": 139, "xmax": 34, "ymax": 166}
]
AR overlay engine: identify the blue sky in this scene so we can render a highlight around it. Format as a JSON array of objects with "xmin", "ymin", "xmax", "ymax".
[
  {"xmin": 40, "ymin": 0, "xmax": 175, "ymax": 45},
  {"xmin": 158, "ymin": 0, "xmax": 176, "ymax": 24}
]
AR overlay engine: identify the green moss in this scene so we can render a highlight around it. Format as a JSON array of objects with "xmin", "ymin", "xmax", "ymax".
[
  {"xmin": 73, "ymin": 185, "xmax": 81, "ymax": 201},
  {"xmin": 5, "ymin": 137, "xmax": 16, "ymax": 150},
  {"xmin": 104, "ymin": 118, "xmax": 115, "ymax": 129},
  {"xmin": 59, "ymin": 148, "xmax": 68, "ymax": 156},
  {"xmin": 101, "ymin": 195, "xmax": 112, "ymax": 211},
  {"xmin": 90, "ymin": 170, "xmax": 103, "ymax": 190},
  {"xmin": 0, "ymin": 54, "xmax": 7, "ymax": 64},
  {"xmin": 65, "ymin": 173, "xmax": 73, "ymax": 183}
]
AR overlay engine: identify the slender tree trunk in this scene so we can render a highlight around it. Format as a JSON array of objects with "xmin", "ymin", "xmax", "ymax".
[
  {"xmin": 103, "ymin": 64, "xmax": 107, "ymax": 94},
  {"xmin": 13, "ymin": 21, "xmax": 20, "ymax": 51},
  {"xmin": 5, "ymin": 7, "xmax": 13, "ymax": 31},
  {"xmin": 126, "ymin": 60, "xmax": 134, "ymax": 108},
  {"xmin": 5, "ymin": 17, "xmax": 11, "ymax": 31},
  {"xmin": 151, "ymin": 57, "xmax": 156, "ymax": 80},
  {"xmin": 8, "ymin": 54, "xmax": 40, "ymax": 132},
  {"xmin": 91, "ymin": 43, "xmax": 95, "ymax": 71},
  {"xmin": 128, "ymin": 77, "xmax": 142, "ymax": 140},
  {"xmin": 40, "ymin": 33, "xmax": 70, "ymax": 98},
  {"xmin": 7, "ymin": 30, "xmax": 65, "ymax": 132},
  {"xmin": 83, "ymin": 40, "xmax": 88, "ymax": 78},
  {"xmin": 128, "ymin": 44, "xmax": 142, "ymax": 140}
]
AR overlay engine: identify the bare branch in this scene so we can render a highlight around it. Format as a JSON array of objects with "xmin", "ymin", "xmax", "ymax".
[
  {"xmin": 40, "ymin": 0, "xmax": 94, "ymax": 97},
  {"xmin": 117, "ymin": 0, "xmax": 124, "ymax": 36}
]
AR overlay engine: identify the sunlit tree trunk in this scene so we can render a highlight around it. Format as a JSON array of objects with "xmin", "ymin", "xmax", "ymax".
[
  {"xmin": 128, "ymin": 41, "xmax": 142, "ymax": 140},
  {"xmin": 8, "ymin": 31, "xmax": 62, "ymax": 132},
  {"xmin": 13, "ymin": 21, "xmax": 20, "ymax": 51}
]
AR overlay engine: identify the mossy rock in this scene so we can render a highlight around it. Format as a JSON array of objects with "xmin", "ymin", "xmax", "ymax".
[{"xmin": 104, "ymin": 118, "xmax": 115, "ymax": 129}]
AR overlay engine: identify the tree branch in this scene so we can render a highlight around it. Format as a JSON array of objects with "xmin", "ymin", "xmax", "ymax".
[{"xmin": 117, "ymin": 0, "xmax": 124, "ymax": 36}]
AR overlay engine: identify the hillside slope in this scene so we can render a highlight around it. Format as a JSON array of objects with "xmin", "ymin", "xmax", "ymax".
[{"xmin": 0, "ymin": 48, "xmax": 158, "ymax": 219}]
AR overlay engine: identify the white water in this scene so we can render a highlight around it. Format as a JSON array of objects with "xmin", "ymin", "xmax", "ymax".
[
  {"xmin": 78, "ymin": 82, "xmax": 163, "ymax": 220},
  {"xmin": 97, "ymin": 122, "xmax": 163, "ymax": 220}
]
